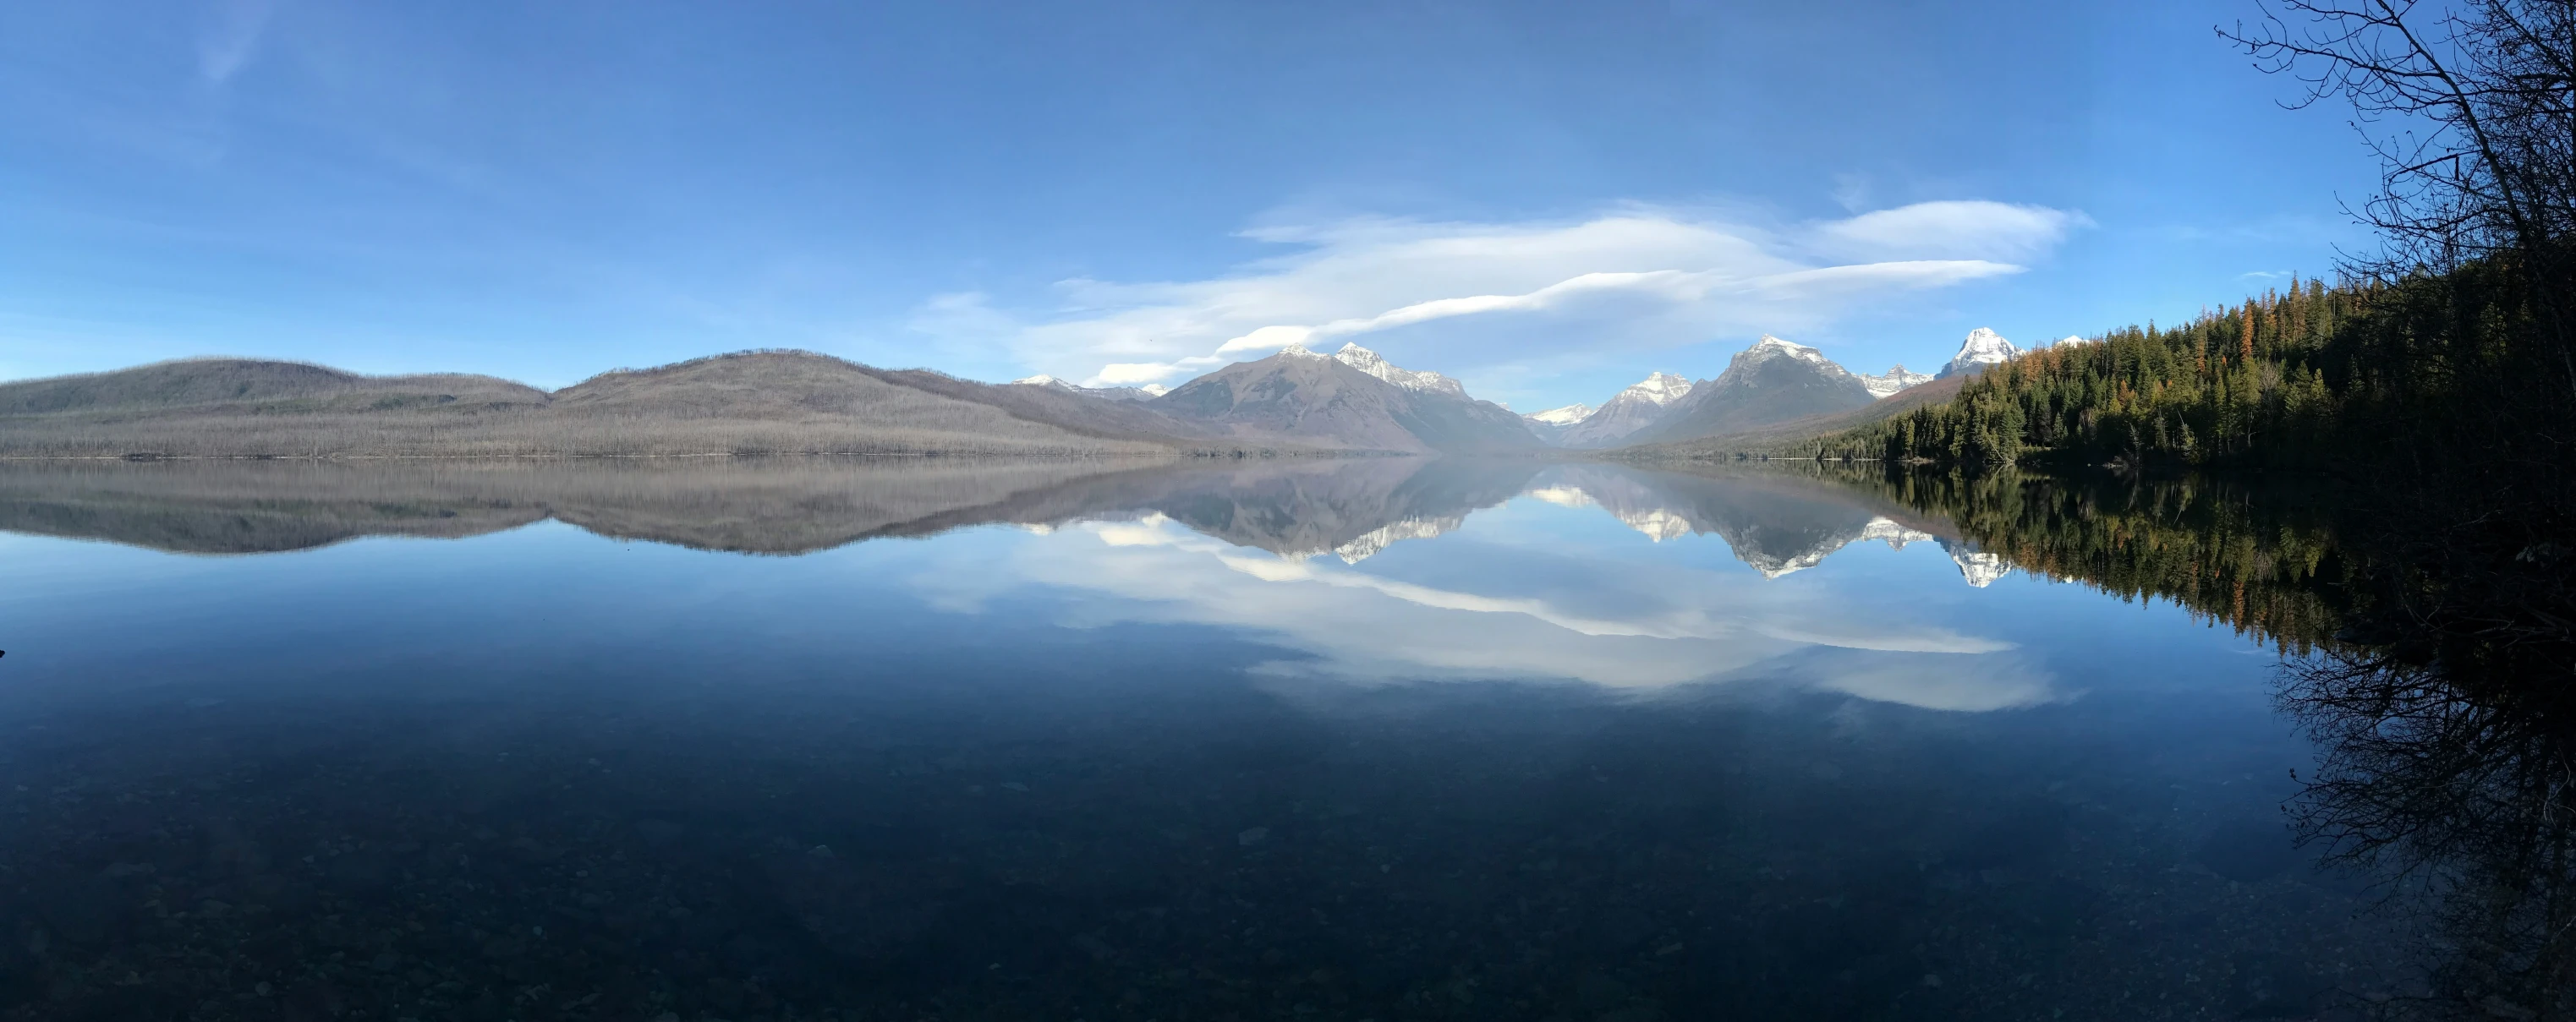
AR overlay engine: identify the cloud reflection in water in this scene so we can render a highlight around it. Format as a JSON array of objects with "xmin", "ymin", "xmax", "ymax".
[{"xmin": 925, "ymin": 473, "xmax": 2054, "ymax": 711}]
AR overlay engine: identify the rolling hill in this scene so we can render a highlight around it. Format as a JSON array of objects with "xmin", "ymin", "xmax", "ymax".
[{"xmin": 0, "ymin": 352, "xmax": 1292, "ymax": 459}]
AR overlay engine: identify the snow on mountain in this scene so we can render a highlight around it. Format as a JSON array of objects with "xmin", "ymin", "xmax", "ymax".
[
  {"xmin": 1741, "ymin": 335, "xmax": 1837, "ymax": 369},
  {"xmin": 1859, "ymin": 364, "xmax": 1934, "ymax": 399},
  {"xmin": 1717, "ymin": 336, "xmax": 1874, "ymax": 391},
  {"xmin": 1552, "ymin": 372, "xmax": 1696, "ymax": 448},
  {"xmin": 1518, "ymin": 470, "xmax": 2005, "ymax": 584},
  {"xmin": 1950, "ymin": 549, "xmax": 2009, "ymax": 587},
  {"xmin": 1617, "ymin": 338, "xmax": 1877, "ymax": 445},
  {"xmin": 1937, "ymin": 328, "xmax": 2023, "ymax": 378},
  {"xmin": 1332, "ymin": 343, "xmax": 1467, "ymax": 398},
  {"xmin": 1624, "ymin": 371, "xmax": 1696, "ymax": 406},
  {"xmin": 1156, "ymin": 346, "xmax": 1539, "ymax": 452},
  {"xmin": 1009, "ymin": 375, "xmax": 1170, "ymax": 402},
  {"xmin": 1331, "ymin": 515, "xmax": 1466, "ymax": 563},
  {"xmin": 1934, "ymin": 538, "xmax": 2011, "ymax": 587},
  {"xmin": 1741, "ymin": 516, "xmax": 1940, "ymax": 578},
  {"xmin": 1858, "ymin": 516, "xmax": 1938, "ymax": 549},
  {"xmin": 1620, "ymin": 509, "xmax": 1695, "ymax": 543},
  {"xmin": 1519, "ymin": 403, "xmax": 1597, "ymax": 444},
  {"xmin": 2048, "ymin": 335, "xmax": 2093, "ymax": 347}
]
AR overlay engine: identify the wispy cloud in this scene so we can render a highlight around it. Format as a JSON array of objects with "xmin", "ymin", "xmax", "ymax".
[
  {"xmin": 1829, "ymin": 172, "xmax": 1873, "ymax": 214},
  {"xmin": 197, "ymin": 0, "xmax": 279, "ymax": 84},
  {"xmin": 1805, "ymin": 200, "xmax": 2087, "ymax": 263},
  {"xmin": 913, "ymin": 200, "xmax": 2087, "ymax": 388}
]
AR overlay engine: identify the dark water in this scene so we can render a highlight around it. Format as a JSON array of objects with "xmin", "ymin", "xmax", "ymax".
[{"xmin": 0, "ymin": 459, "xmax": 2443, "ymax": 1019}]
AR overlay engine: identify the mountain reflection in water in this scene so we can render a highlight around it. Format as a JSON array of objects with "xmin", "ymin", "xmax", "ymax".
[
  {"xmin": 0, "ymin": 458, "xmax": 2014, "ymax": 587},
  {"xmin": 0, "ymin": 457, "xmax": 2562, "ymax": 1019}
]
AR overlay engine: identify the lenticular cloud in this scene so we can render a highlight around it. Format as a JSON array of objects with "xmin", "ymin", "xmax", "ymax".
[{"xmin": 920, "ymin": 200, "xmax": 2085, "ymax": 387}]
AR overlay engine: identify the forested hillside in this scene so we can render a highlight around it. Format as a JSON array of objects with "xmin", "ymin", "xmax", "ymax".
[
  {"xmin": 1787, "ymin": 257, "xmax": 2569, "ymax": 484},
  {"xmin": 1770, "ymin": 268, "xmax": 2398, "ymax": 466},
  {"xmin": 1775, "ymin": 0, "xmax": 2576, "ymax": 524}
]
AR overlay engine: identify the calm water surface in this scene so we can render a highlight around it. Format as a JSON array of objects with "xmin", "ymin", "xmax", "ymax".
[{"xmin": 0, "ymin": 459, "xmax": 2414, "ymax": 1020}]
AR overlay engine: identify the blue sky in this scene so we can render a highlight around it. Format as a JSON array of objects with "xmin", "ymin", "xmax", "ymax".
[{"xmin": 1, "ymin": 0, "xmax": 2378, "ymax": 412}]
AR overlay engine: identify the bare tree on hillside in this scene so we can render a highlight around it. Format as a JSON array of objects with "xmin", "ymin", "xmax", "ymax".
[{"xmin": 2223, "ymin": 0, "xmax": 2576, "ymax": 396}]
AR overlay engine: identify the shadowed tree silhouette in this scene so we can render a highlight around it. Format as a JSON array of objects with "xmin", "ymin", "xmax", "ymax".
[{"xmin": 2283, "ymin": 637, "xmax": 2576, "ymax": 1019}]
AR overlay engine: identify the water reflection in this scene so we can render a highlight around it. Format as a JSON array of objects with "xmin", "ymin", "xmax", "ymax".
[
  {"xmin": 1826, "ymin": 467, "xmax": 2576, "ymax": 1019},
  {"xmin": 3, "ymin": 459, "xmax": 2046, "ymax": 703},
  {"xmin": 0, "ymin": 458, "xmax": 2018, "ymax": 587},
  {"xmin": 0, "ymin": 458, "xmax": 2450, "ymax": 1019},
  {"xmin": 2286, "ymin": 648, "xmax": 2576, "ymax": 1018},
  {"xmin": 1529, "ymin": 465, "xmax": 2008, "ymax": 585},
  {"xmin": 988, "ymin": 511, "xmax": 2039, "ymax": 706}
]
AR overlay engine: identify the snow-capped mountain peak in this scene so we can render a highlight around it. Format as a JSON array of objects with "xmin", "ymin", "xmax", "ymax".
[
  {"xmin": 1521, "ymin": 402, "xmax": 1599, "ymax": 444},
  {"xmin": 1542, "ymin": 372, "xmax": 1700, "ymax": 447},
  {"xmin": 1939, "ymin": 328, "xmax": 2022, "ymax": 377},
  {"xmin": 1332, "ymin": 343, "xmax": 1468, "ymax": 397},
  {"xmin": 1011, "ymin": 374, "xmax": 1073, "ymax": 390},
  {"xmin": 1742, "ymin": 335, "xmax": 1833, "ymax": 367},
  {"xmin": 1860, "ymin": 364, "xmax": 1934, "ymax": 400},
  {"xmin": 1524, "ymin": 403, "xmax": 1595, "ymax": 425},
  {"xmin": 1277, "ymin": 342, "xmax": 1324, "ymax": 359},
  {"xmin": 1620, "ymin": 371, "xmax": 1695, "ymax": 407},
  {"xmin": 1722, "ymin": 336, "xmax": 1866, "ymax": 386},
  {"xmin": 1137, "ymin": 383, "xmax": 1171, "ymax": 396},
  {"xmin": 1717, "ymin": 336, "xmax": 1867, "ymax": 385}
]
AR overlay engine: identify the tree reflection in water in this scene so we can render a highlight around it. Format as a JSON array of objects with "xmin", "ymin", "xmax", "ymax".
[
  {"xmin": 2285, "ymin": 647, "xmax": 2576, "ymax": 1019},
  {"xmin": 1809, "ymin": 462, "xmax": 2576, "ymax": 1019}
]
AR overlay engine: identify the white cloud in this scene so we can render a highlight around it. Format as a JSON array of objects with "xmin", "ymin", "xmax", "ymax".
[
  {"xmin": 1805, "ymin": 200, "xmax": 2089, "ymax": 263},
  {"xmin": 917, "ymin": 200, "xmax": 2085, "ymax": 388}
]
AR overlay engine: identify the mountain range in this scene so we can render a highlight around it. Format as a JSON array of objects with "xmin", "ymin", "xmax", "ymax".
[
  {"xmin": 0, "ymin": 330, "xmax": 2046, "ymax": 458},
  {"xmin": 1547, "ymin": 371, "xmax": 1695, "ymax": 448},
  {"xmin": 1523, "ymin": 328, "xmax": 2035, "ymax": 451},
  {"xmin": 1154, "ymin": 343, "xmax": 1537, "ymax": 453}
]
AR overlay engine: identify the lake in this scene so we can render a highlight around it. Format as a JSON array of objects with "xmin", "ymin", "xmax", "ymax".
[{"xmin": 0, "ymin": 457, "xmax": 2451, "ymax": 1019}]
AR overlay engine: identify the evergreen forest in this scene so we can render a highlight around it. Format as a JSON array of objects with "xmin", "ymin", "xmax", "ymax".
[{"xmin": 1793, "ymin": 259, "xmax": 2567, "ymax": 484}]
